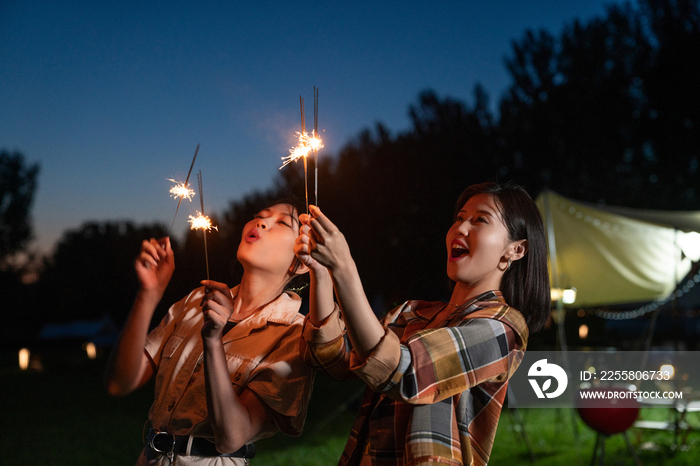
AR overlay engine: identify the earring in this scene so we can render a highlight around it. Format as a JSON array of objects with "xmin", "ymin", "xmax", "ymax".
[{"xmin": 507, "ymin": 258, "xmax": 512, "ymax": 270}]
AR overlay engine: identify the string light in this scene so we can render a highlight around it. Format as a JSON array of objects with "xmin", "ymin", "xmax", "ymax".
[
  {"xmin": 552, "ymin": 198, "xmax": 700, "ymax": 321},
  {"xmin": 589, "ymin": 271, "xmax": 700, "ymax": 320}
]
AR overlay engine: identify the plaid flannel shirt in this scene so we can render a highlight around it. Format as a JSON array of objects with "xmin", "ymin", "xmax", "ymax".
[{"xmin": 301, "ymin": 290, "xmax": 528, "ymax": 466}]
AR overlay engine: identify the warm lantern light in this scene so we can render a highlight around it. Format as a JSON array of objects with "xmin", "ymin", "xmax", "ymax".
[
  {"xmin": 579, "ymin": 324, "xmax": 589, "ymax": 340},
  {"xmin": 551, "ymin": 287, "xmax": 577, "ymax": 304},
  {"xmin": 84, "ymin": 342, "xmax": 97, "ymax": 360},
  {"xmin": 18, "ymin": 348, "xmax": 30, "ymax": 370},
  {"xmin": 660, "ymin": 364, "xmax": 675, "ymax": 379},
  {"xmin": 562, "ymin": 288, "xmax": 577, "ymax": 304}
]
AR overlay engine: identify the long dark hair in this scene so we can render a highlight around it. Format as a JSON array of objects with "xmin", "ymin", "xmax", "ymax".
[{"xmin": 453, "ymin": 182, "xmax": 550, "ymax": 333}]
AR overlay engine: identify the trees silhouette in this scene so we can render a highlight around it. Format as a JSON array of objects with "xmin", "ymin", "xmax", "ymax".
[
  {"xmin": 0, "ymin": 150, "xmax": 40, "ymax": 268},
  {"xmin": 19, "ymin": 0, "xmax": 700, "ymax": 331},
  {"xmin": 36, "ymin": 221, "xmax": 173, "ymax": 326},
  {"xmin": 251, "ymin": 0, "xmax": 700, "ymax": 313},
  {"xmin": 498, "ymin": 0, "xmax": 700, "ymax": 207},
  {"xmin": 0, "ymin": 150, "xmax": 40, "ymax": 345},
  {"xmin": 271, "ymin": 89, "xmax": 501, "ymax": 309},
  {"xmin": 640, "ymin": 0, "xmax": 700, "ymax": 207}
]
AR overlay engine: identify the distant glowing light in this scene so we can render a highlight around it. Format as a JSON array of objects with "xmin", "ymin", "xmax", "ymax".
[
  {"xmin": 84, "ymin": 342, "xmax": 97, "ymax": 360},
  {"xmin": 579, "ymin": 324, "xmax": 589, "ymax": 340},
  {"xmin": 551, "ymin": 287, "xmax": 577, "ymax": 304},
  {"xmin": 660, "ymin": 364, "xmax": 675, "ymax": 379},
  {"xmin": 19, "ymin": 348, "xmax": 30, "ymax": 371},
  {"xmin": 562, "ymin": 288, "xmax": 577, "ymax": 304}
]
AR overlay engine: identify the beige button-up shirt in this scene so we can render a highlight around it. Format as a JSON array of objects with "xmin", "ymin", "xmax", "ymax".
[{"xmin": 144, "ymin": 285, "xmax": 314, "ymax": 441}]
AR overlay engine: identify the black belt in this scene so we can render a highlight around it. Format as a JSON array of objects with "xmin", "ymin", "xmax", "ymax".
[{"xmin": 146, "ymin": 429, "xmax": 255, "ymax": 458}]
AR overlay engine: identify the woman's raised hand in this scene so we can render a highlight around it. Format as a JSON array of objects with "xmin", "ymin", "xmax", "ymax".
[
  {"xmin": 134, "ymin": 237, "xmax": 175, "ymax": 295},
  {"xmin": 301, "ymin": 205, "xmax": 353, "ymax": 273},
  {"xmin": 200, "ymin": 280, "xmax": 235, "ymax": 339},
  {"xmin": 295, "ymin": 213, "xmax": 326, "ymax": 273}
]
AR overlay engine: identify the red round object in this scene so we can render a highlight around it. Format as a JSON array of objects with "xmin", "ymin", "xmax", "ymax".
[{"xmin": 576, "ymin": 386, "xmax": 640, "ymax": 435}]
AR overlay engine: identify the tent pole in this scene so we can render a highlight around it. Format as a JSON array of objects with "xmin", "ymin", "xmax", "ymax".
[
  {"xmin": 673, "ymin": 230, "xmax": 680, "ymax": 353},
  {"xmin": 543, "ymin": 191, "xmax": 569, "ymax": 355},
  {"xmin": 543, "ymin": 191, "xmax": 577, "ymax": 440}
]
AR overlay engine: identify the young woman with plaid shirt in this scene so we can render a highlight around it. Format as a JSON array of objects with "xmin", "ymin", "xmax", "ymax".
[{"xmin": 295, "ymin": 182, "xmax": 550, "ymax": 465}]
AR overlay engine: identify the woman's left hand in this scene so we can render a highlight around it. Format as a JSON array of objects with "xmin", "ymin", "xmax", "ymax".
[
  {"xmin": 295, "ymin": 213, "xmax": 327, "ymax": 273},
  {"xmin": 304, "ymin": 205, "xmax": 353, "ymax": 274},
  {"xmin": 200, "ymin": 280, "xmax": 235, "ymax": 339}
]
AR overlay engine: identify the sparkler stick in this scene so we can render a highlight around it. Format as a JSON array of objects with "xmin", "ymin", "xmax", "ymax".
[
  {"xmin": 199, "ymin": 172, "xmax": 209, "ymax": 280},
  {"xmin": 188, "ymin": 170, "xmax": 217, "ymax": 280},
  {"xmin": 168, "ymin": 144, "xmax": 200, "ymax": 235},
  {"xmin": 313, "ymin": 86, "xmax": 319, "ymax": 207},
  {"xmin": 300, "ymin": 96, "xmax": 309, "ymax": 214},
  {"xmin": 278, "ymin": 93, "xmax": 324, "ymax": 214}
]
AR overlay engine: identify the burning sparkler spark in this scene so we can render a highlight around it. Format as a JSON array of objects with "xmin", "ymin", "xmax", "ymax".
[
  {"xmin": 168, "ymin": 179, "xmax": 196, "ymax": 201},
  {"xmin": 308, "ymin": 131, "xmax": 324, "ymax": 152},
  {"xmin": 193, "ymin": 170, "xmax": 216, "ymax": 280},
  {"xmin": 188, "ymin": 211, "xmax": 218, "ymax": 232},
  {"xmin": 278, "ymin": 93, "xmax": 324, "ymax": 214},
  {"xmin": 279, "ymin": 131, "xmax": 323, "ymax": 169},
  {"xmin": 168, "ymin": 144, "xmax": 200, "ymax": 235}
]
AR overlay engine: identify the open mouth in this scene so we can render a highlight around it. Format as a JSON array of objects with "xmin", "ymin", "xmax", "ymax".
[
  {"xmin": 245, "ymin": 228, "xmax": 260, "ymax": 242},
  {"xmin": 450, "ymin": 243, "xmax": 469, "ymax": 259}
]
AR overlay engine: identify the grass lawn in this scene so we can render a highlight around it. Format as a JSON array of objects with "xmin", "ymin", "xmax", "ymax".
[
  {"xmin": 3, "ymin": 349, "xmax": 700, "ymax": 465},
  {"xmin": 491, "ymin": 406, "xmax": 700, "ymax": 465}
]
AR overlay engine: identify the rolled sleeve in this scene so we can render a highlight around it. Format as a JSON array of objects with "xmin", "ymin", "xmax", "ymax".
[
  {"xmin": 348, "ymin": 328, "xmax": 402, "ymax": 391},
  {"xmin": 383, "ymin": 319, "xmax": 515, "ymax": 404},
  {"xmin": 144, "ymin": 301, "xmax": 181, "ymax": 365},
  {"xmin": 143, "ymin": 288, "xmax": 201, "ymax": 365},
  {"xmin": 143, "ymin": 324, "xmax": 168, "ymax": 366},
  {"xmin": 301, "ymin": 303, "xmax": 344, "ymax": 344},
  {"xmin": 300, "ymin": 304, "xmax": 355, "ymax": 380}
]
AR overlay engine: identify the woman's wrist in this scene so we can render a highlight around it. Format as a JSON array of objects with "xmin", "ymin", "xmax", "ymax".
[
  {"xmin": 135, "ymin": 288, "xmax": 163, "ymax": 308},
  {"xmin": 329, "ymin": 256, "xmax": 357, "ymax": 283},
  {"xmin": 310, "ymin": 264, "xmax": 332, "ymax": 282},
  {"xmin": 202, "ymin": 333, "xmax": 224, "ymax": 349}
]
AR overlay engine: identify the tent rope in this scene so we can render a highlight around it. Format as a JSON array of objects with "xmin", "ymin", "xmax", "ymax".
[{"xmin": 590, "ymin": 270, "xmax": 700, "ymax": 320}]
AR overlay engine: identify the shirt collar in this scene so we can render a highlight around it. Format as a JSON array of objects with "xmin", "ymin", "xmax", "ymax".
[
  {"xmin": 411, "ymin": 290, "xmax": 505, "ymax": 320},
  {"xmin": 227, "ymin": 285, "xmax": 302, "ymax": 327},
  {"xmin": 456, "ymin": 290, "xmax": 504, "ymax": 315}
]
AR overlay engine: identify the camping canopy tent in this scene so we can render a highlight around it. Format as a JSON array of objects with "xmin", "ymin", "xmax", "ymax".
[{"xmin": 535, "ymin": 191, "xmax": 700, "ymax": 308}]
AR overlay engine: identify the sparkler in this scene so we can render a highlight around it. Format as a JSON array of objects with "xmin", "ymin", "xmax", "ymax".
[
  {"xmin": 188, "ymin": 170, "xmax": 217, "ymax": 280},
  {"xmin": 279, "ymin": 92, "xmax": 323, "ymax": 213},
  {"xmin": 280, "ymin": 132, "xmax": 312, "ymax": 168},
  {"xmin": 168, "ymin": 144, "xmax": 200, "ymax": 235},
  {"xmin": 168, "ymin": 180, "xmax": 195, "ymax": 201},
  {"xmin": 188, "ymin": 211, "xmax": 217, "ymax": 232},
  {"xmin": 313, "ymin": 86, "xmax": 319, "ymax": 206},
  {"xmin": 300, "ymin": 96, "xmax": 309, "ymax": 214}
]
